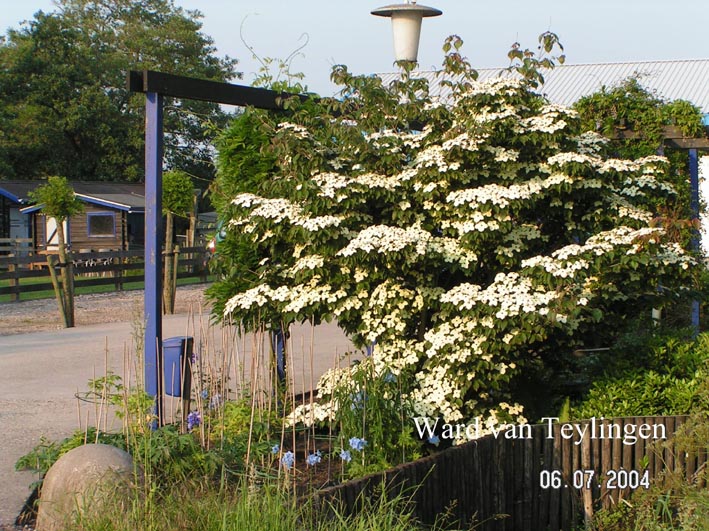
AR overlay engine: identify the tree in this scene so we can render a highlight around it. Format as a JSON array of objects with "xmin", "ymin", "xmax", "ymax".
[
  {"xmin": 29, "ymin": 176, "xmax": 84, "ymax": 328},
  {"xmin": 0, "ymin": 0, "xmax": 238, "ymax": 182},
  {"xmin": 209, "ymin": 37, "xmax": 698, "ymax": 439},
  {"xmin": 162, "ymin": 169, "xmax": 194, "ymax": 314},
  {"xmin": 574, "ymin": 79, "xmax": 704, "ymax": 249}
]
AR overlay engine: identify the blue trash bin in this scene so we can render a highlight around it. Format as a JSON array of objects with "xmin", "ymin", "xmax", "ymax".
[{"xmin": 163, "ymin": 336, "xmax": 193, "ymax": 398}]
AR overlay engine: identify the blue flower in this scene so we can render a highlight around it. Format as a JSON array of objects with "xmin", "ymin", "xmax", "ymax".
[
  {"xmin": 271, "ymin": 444, "xmax": 280, "ymax": 455},
  {"xmin": 187, "ymin": 411, "xmax": 201, "ymax": 431},
  {"xmin": 349, "ymin": 391, "xmax": 366, "ymax": 411},
  {"xmin": 201, "ymin": 389, "xmax": 209, "ymax": 399},
  {"xmin": 281, "ymin": 451, "xmax": 295, "ymax": 470},
  {"xmin": 340, "ymin": 449, "xmax": 352, "ymax": 463},
  {"xmin": 349, "ymin": 437, "xmax": 368, "ymax": 451},
  {"xmin": 428, "ymin": 435, "xmax": 440, "ymax": 446},
  {"xmin": 209, "ymin": 393, "xmax": 222, "ymax": 409},
  {"xmin": 306, "ymin": 450, "xmax": 322, "ymax": 467},
  {"xmin": 383, "ymin": 371, "xmax": 396, "ymax": 383}
]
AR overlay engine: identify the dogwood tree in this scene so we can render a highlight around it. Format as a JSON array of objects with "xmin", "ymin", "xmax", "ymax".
[{"xmin": 211, "ymin": 38, "xmax": 697, "ymax": 433}]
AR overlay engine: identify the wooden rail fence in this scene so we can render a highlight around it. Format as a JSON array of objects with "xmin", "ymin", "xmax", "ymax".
[
  {"xmin": 0, "ymin": 237, "xmax": 33, "ymax": 255},
  {"xmin": 0, "ymin": 246, "xmax": 210, "ymax": 301},
  {"xmin": 313, "ymin": 416, "xmax": 699, "ymax": 531}
]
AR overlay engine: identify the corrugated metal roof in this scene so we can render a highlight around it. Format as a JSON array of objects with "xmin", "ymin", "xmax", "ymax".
[{"xmin": 378, "ymin": 59, "xmax": 709, "ymax": 113}]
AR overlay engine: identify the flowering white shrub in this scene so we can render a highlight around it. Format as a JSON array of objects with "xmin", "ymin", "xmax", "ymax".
[{"xmin": 213, "ymin": 40, "xmax": 698, "ymax": 436}]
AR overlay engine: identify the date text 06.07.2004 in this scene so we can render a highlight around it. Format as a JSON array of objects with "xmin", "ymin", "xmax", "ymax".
[{"xmin": 539, "ymin": 469, "xmax": 650, "ymax": 490}]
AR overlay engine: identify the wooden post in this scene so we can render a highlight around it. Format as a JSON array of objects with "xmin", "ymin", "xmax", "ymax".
[
  {"xmin": 172, "ymin": 245, "xmax": 179, "ymax": 309},
  {"xmin": 114, "ymin": 254, "xmax": 124, "ymax": 291},
  {"xmin": 46, "ymin": 254, "xmax": 68, "ymax": 328},
  {"xmin": 8, "ymin": 254, "xmax": 19, "ymax": 302}
]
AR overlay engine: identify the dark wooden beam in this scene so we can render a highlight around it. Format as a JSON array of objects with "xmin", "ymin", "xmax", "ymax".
[
  {"xmin": 613, "ymin": 125, "xmax": 709, "ymax": 150},
  {"xmin": 128, "ymin": 70, "xmax": 308, "ymax": 109}
]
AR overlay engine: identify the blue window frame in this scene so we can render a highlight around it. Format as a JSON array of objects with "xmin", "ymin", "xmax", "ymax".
[{"xmin": 87, "ymin": 212, "xmax": 115, "ymax": 237}]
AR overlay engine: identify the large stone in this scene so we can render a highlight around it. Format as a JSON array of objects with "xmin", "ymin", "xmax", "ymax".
[{"xmin": 36, "ymin": 444, "xmax": 140, "ymax": 531}]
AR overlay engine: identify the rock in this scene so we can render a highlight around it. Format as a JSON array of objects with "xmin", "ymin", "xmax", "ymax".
[{"xmin": 36, "ymin": 444, "xmax": 140, "ymax": 531}]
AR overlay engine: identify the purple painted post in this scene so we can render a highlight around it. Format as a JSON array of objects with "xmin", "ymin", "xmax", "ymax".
[
  {"xmin": 689, "ymin": 148, "xmax": 700, "ymax": 334},
  {"xmin": 145, "ymin": 92, "xmax": 164, "ymax": 425}
]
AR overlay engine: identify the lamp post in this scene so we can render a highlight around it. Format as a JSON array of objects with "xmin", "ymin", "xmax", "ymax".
[{"xmin": 372, "ymin": 1, "xmax": 442, "ymax": 63}]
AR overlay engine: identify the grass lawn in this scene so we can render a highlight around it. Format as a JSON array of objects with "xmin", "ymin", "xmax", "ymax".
[{"xmin": 0, "ymin": 275, "xmax": 213, "ymax": 303}]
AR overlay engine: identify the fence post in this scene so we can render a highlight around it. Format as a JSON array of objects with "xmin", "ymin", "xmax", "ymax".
[
  {"xmin": 8, "ymin": 253, "xmax": 19, "ymax": 302},
  {"xmin": 114, "ymin": 254, "xmax": 123, "ymax": 291}
]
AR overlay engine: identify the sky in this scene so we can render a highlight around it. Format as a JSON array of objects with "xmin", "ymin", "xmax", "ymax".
[{"xmin": 1, "ymin": 0, "xmax": 708, "ymax": 97}]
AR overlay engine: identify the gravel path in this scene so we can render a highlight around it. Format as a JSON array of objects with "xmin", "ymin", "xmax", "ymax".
[{"xmin": 0, "ymin": 284, "xmax": 211, "ymax": 336}]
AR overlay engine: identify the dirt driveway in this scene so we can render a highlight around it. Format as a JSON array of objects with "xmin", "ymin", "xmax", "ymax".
[
  {"xmin": 0, "ymin": 284, "xmax": 209, "ymax": 336},
  {"xmin": 0, "ymin": 285, "xmax": 210, "ymax": 528}
]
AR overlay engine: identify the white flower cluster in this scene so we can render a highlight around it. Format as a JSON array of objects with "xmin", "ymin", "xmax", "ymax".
[
  {"xmin": 285, "ymin": 401, "xmax": 338, "ymax": 427},
  {"xmin": 547, "ymin": 152, "xmax": 599, "ymax": 167},
  {"xmin": 231, "ymin": 193, "xmax": 344, "ymax": 232},
  {"xmin": 521, "ymin": 104, "xmax": 575, "ymax": 134},
  {"xmin": 427, "ymin": 237, "xmax": 478, "ymax": 269},
  {"xmin": 223, "ymin": 277, "xmax": 346, "ymax": 316},
  {"xmin": 312, "ymin": 170, "xmax": 417, "ymax": 199},
  {"xmin": 655, "ymin": 242, "xmax": 695, "ymax": 270},
  {"xmin": 440, "ymin": 273, "xmax": 558, "ymax": 319},
  {"xmin": 608, "ymin": 194, "xmax": 654, "ymax": 223},
  {"xmin": 441, "ymin": 131, "xmax": 488, "ymax": 152},
  {"xmin": 360, "ymin": 281, "xmax": 421, "ymax": 342},
  {"xmin": 462, "ymin": 77, "xmax": 524, "ymax": 97},
  {"xmin": 497, "ymin": 224, "xmax": 544, "ymax": 256},
  {"xmin": 573, "ymin": 131, "xmax": 607, "ymax": 155},
  {"xmin": 411, "ymin": 367, "xmax": 465, "ymax": 422},
  {"xmin": 337, "ymin": 224, "xmax": 430, "ymax": 257},
  {"xmin": 414, "ymin": 145, "xmax": 460, "ymax": 173},
  {"xmin": 485, "ymin": 145, "xmax": 520, "ymax": 162},
  {"xmin": 472, "ymin": 104, "xmax": 519, "ymax": 125},
  {"xmin": 277, "ymin": 122, "xmax": 310, "ymax": 139},
  {"xmin": 447, "ymin": 181, "xmax": 543, "ymax": 209},
  {"xmin": 620, "ymin": 175, "xmax": 676, "ymax": 198},
  {"xmin": 288, "ymin": 255, "xmax": 325, "ymax": 275}
]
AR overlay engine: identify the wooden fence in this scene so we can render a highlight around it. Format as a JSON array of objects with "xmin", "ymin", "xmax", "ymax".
[
  {"xmin": 312, "ymin": 416, "xmax": 701, "ymax": 530},
  {"xmin": 0, "ymin": 246, "xmax": 210, "ymax": 301},
  {"xmin": 0, "ymin": 237, "xmax": 33, "ymax": 255}
]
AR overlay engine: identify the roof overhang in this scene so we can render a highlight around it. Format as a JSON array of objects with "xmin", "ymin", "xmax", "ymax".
[{"xmin": 75, "ymin": 193, "xmax": 144, "ymax": 213}]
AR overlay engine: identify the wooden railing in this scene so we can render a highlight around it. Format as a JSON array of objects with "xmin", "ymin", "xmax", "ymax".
[
  {"xmin": 0, "ymin": 246, "xmax": 210, "ymax": 301},
  {"xmin": 312, "ymin": 416, "xmax": 700, "ymax": 531},
  {"xmin": 0, "ymin": 237, "xmax": 33, "ymax": 255}
]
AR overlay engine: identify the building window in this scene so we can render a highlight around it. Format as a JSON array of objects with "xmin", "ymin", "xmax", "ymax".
[{"xmin": 87, "ymin": 212, "xmax": 115, "ymax": 237}]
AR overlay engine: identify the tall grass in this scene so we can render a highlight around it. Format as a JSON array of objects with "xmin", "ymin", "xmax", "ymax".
[{"xmin": 73, "ymin": 478, "xmax": 443, "ymax": 531}]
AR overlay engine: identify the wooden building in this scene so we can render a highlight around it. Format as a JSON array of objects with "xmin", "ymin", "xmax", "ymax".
[
  {"xmin": 0, "ymin": 181, "xmax": 35, "ymax": 241},
  {"xmin": 17, "ymin": 182, "xmax": 145, "ymax": 251}
]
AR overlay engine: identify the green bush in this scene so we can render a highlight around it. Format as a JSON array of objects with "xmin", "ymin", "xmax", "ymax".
[{"xmin": 571, "ymin": 333, "xmax": 709, "ymax": 419}]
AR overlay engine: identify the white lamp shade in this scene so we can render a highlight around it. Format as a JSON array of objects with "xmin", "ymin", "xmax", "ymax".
[
  {"xmin": 391, "ymin": 12, "xmax": 423, "ymax": 62},
  {"xmin": 372, "ymin": 3, "xmax": 442, "ymax": 63}
]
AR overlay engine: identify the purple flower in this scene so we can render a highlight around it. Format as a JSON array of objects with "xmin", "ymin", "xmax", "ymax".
[
  {"xmin": 306, "ymin": 450, "xmax": 322, "ymax": 467},
  {"xmin": 340, "ymin": 449, "xmax": 352, "ymax": 463},
  {"xmin": 187, "ymin": 411, "xmax": 201, "ymax": 431},
  {"xmin": 281, "ymin": 451, "xmax": 295, "ymax": 470},
  {"xmin": 349, "ymin": 437, "xmax": 368, "ymax": 451}
]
